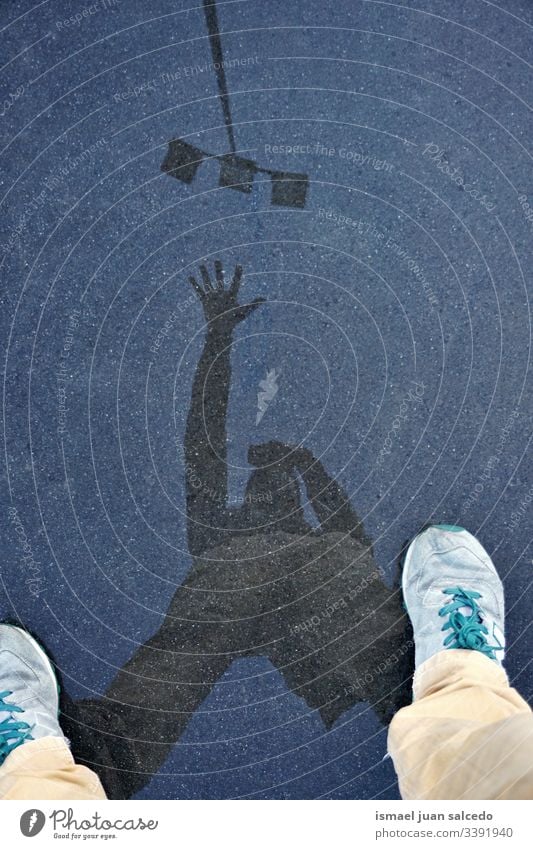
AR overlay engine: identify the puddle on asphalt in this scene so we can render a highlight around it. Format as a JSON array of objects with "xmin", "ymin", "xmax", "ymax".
[{"xmin": 62, "ymin": 263, "xmax": 413, "ymax": 798}]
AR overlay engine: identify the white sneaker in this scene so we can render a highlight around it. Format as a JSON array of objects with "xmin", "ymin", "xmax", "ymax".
[
  {"xmin": 402, "ymin": 525, "xmax": 505, "ymax": 669},
  {"xmin": 0, "ymin": 625, "xmax": 66, "ymax": 765}
]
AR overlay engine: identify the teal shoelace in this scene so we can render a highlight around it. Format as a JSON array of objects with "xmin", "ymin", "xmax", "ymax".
[
  {"xmin": 439, "ymin": 587, "xmax": 501, "ymax": 660},
  {"xmin": 0, "ymin": 690, "xmax": 33, "ymax": 765}
]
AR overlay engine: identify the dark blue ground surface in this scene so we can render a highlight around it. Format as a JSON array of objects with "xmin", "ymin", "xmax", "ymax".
[{"xmin": 1, "ymin": 0, "xmax": 532, "ymax": 798}]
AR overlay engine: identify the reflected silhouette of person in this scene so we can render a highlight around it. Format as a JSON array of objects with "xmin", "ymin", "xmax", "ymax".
[{"xmin": 64, "ymin": 261, "xmax": 413, "ymax": 798}]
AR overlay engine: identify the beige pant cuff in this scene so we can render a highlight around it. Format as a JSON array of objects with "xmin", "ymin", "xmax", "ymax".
[
  {"xmin": 413, "ymin": 649, "xmax": 509, "ymax": 701},
  {"xmin": 0, "ymin": 736, "xmax": 106, "ymax": 800}
]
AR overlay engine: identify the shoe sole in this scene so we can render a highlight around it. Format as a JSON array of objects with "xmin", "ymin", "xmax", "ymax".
[{"xmin": 2, "ymin": 624, "xmax": 60, "ymax": 708}]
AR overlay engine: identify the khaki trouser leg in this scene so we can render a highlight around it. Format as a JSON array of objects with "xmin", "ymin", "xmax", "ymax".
[
  {"xmin": 0, "ymin": 737, "xmax": 107, "ymax": 800},
  {"xmin": 388, "ymin": 649, "xmax": 533, "ymax": 799}
]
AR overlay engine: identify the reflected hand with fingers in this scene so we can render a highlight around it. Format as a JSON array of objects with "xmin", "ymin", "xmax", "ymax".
[{"xmin": 188, "ymin": 260, "xmax": 265, "ymax": 328}]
